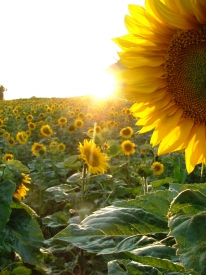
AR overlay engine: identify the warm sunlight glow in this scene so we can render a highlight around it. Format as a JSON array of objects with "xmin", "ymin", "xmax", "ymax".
[{"xmin": 90, "ymin": 71, "xmax": 116, "ymax": 100}]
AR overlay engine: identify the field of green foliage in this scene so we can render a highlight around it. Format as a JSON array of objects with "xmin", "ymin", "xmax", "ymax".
[{"xmin": 0, "ymin": 96, "xmax": 205, "ymax": 275}]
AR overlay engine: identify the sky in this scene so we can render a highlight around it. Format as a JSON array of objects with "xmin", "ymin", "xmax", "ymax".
[{"xmin": 0, "ymin": 0, "xmax": 144, "ymax": 100}]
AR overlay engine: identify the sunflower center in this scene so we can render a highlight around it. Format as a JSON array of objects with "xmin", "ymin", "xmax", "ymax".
[
  {"xmin": 87, "ymin": 151, "xmax": 100, "ymax": 167},
  {"xmin": 165, "ymin": 25, "xmax": 206, "ymax": 124}
]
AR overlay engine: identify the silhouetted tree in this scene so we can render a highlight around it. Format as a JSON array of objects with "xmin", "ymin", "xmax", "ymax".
[{"xmin": 0, "ymin": 85, "xmax": 7, "ymax": 100}]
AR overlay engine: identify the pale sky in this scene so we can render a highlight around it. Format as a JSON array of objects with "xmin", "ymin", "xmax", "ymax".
[{"xmin": 0, "ymin": 0, "xmax": 144, "ymax": 100}]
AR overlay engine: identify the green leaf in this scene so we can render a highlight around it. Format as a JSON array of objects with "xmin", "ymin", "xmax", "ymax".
[
  {"xmin": 150, "ymin": 178, "xmax": 174, "ymax": 189},
  {"xmin": 169, "ymin": 182, "xmax": 206, "ymax": 195},
  {"xmin": 54, "ymin": 201, "xmax": 168, "ymax": 254},
  {"xmin": 12, "ymin": 266, "xmax": 32, "ymax": 275},
  {"xmin": 106, "ymin": 140, "xmax": 122, "ymax": 157},
  {"xmin": 169, "ymin": 189, "xmax": 206, "ymax": 216},
  {"xmin": 114, "ymin": 190, "xmax": 177, "ymax": 218},
  {"xmin": 6, "ymin": 160, "xmax": 29, "ymax": 173},
  {"xmin": 66, "ymin": 172, "xmax": 82, "ymax": 184},
  {"xmin": 7, "ymin": 208, "xmax": 44, "ymax": 265},
  {"xmin": 0, "ymin": 180, "xmax": 15, "ymax": 234},
  {"xmin": 169, "ymin": 189, "xmax": 206, "ymax": 273},
  {"xmin": 108, "ymin": 259, "xmax": 162, "ymax": 275},
  {"xmin": 42, "ymin": 211, "xmax": 69, "ymax": 228}
]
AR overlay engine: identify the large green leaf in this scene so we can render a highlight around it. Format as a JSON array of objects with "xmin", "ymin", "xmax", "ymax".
[
  {"xmin": 108, "ymin": 259, "xmax": 162, "ymax": 275},
  {"xmin": 106, "ymin": 251, "xmax": 187, "ymax": 274},
  {"xmin": 169, "ymin": 189, "xmax": 206, "ymax": 273},
  {"xmin": 114, "ymin": 190, "xmax": 177, "ymax": 218},
  {"xmin": 54, "ymin": 193, "xmax": 169, "ymax": 254},
  {"xmin": 169, "ymin": 182, "xmax": 206, "ymax": 195},
  {"xmin": 0, "ymin": 180, "xmax": 15, "ymax": 234},
  {"xmin": 7, "ymin": 208, "xmax": 44, "ymax": 265},
  {"xmin": 6, "ymin": 160, "xmax": 29, "ymax": 173}
]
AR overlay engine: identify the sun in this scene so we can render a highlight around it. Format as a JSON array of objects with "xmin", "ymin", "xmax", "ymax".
[{"xmin": 90, "ymin": 69, "xmax": 116, "ymax": 100}]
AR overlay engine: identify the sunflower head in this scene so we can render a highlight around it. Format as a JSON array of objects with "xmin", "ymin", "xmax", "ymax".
[
  {"xmin": 114, "ymin": 0, "xmax": 206, "ymax": 173},
  {"xmin": 68, "ymin": 124, "xmax": 76, "ymax": 133},
  {"xmin": 16, "ymin": 131, "xmax": 28, "ymax": 144},
  {"xmin": 40, "ymin": 124, "xmax": 53, "ymax": 137},
  {"xmin": 121, "ymin": 140, "xmax": 136, "ymax": 156},
  {"xmin": 2, "ymin": 153, "xmax": 14, "ymax": 162},
  {"xmin": 74, "ymin": 119, "xmax": 84, "ymax": 128},
  {"xmin": 58, "ymin": 117, "xmax": 67, "ymax": 125},
  {"xmin": 78, "ymin": 139, "xmax": 109, "ymax": 174},
  {"xmin": 151, "ymin": 161, "xmax": 164, "ymax": 176},
  {"xmin": 57, "ymin": 143, "xmax": 66, "ymax": 152},
  {"xmin": 31, "ymin": 142, "xmax": 46, "ymax": 156},
  {"xmin": 120, "ymin": 126, "xmax": 134, "ymax": 138}
]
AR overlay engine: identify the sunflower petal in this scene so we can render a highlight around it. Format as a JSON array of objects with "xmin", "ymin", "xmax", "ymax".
[
  {"xmin": 151, "ymin": 108, "xmax": 183, "ymax": 146},
  {"xmin": 185, "ymin": 124, "xmax": 206, "ymax": 173},
  {"xmin": 148, "ymin": 0, "xmax": 198, "ymax": 29},
  {"xmin": 158, "ymin": 118, "xmax": 194, "ymax": 154}
]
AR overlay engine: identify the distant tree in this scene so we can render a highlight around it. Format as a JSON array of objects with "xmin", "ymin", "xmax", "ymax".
[{"xmin": 0, "ymin": 85, "xmax": 7, "ymax": 100}]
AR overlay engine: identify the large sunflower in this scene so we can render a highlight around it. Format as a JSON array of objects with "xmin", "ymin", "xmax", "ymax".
[
  {"xmin": 78, "ymin": 139, "xmax": 109, "ymax": 174},
  {"xmin": 113, "ymin": 0, "xmax": 206, "ymax": 173}
]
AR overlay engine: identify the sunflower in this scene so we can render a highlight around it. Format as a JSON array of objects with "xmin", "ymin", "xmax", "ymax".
[
  {"xmin": 8, "ymin": 137, "xmax": 15, "ymax": 146},
  {"xmin": 28, "ymin": 122, "xmax": 36, "ymax": 130},
  {"xmin": 86, "ymin": 113, "xmax": 93, "ymax": 120},
  {"xmin": 151, "ymin": 161, "xmax": 164, "ymax": 175},
  {"xmin": 2, "ymin": 153, "xmax": 14, "ymax": 162},
  {"xmin": 40, "ymin": 124, "xmax": 53, "ymax": 137},
  {"xmin": 13, "ymin": 173, "xmax": 31, "ymax": 200},
  {"xmin": 49, "ymin": 141, "xmax": 58, "ymax": 152},
  {"xmin": 4, "ymin": 131, "xmax": 10, "ymax": 139},
  {"xmin": 78, "ymin": 139, "xmax": 109, "ymax": 174},
  {"xmin": 68, "ymin": 124, "xmax": 76, "ymax": 133},
  {"xmin": 0, "ymin": 119, "xmax": 4, "ymax": 127},
  {"xmin": 113, "ymin": 0, "xmax": 206, "ymax": 173},
  {"xmin": 121, "ymin": 140, "xmax": 136, "ymax": 155},
  {"xmin": 16, "ymin": 131, "xmax": 28, "ymax": 144},
  {"xmin": 31, "ymin": 142, "xmax": 46, "ymax": 156},
  {"xmin": 74, "ymin": 119, "xmax": 84, "ymax": 128},
  {"xmin": 120, "ymin": 126, "xmax": 134, "ymax": 138},
  {"xmin": 78, "ymin": 112, "xmax": 85, "ymax": 120},
  {"xmin": 26, "ymin": 114, "xmax": 33, "ymax": 121},
  {"xmin": 58, "ymin": 117, "xmax": 67, "ymax": 125},
  {"xmin": 57, "ymin": 143, "xmax": 66, "ymax": 152}
]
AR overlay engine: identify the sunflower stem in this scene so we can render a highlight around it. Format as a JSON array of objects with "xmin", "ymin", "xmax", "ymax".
[
  {"xmin": 143, "ymin": 176, "xmax": 148, "ymax": 194},
  {"xmin": 82, "ymin": 163, "xmax": 87, "ymax": 201}
]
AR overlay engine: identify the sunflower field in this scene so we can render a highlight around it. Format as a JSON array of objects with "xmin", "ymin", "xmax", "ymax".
[{"xmin": 0, "ymin": 94, "xmax": 205, "ymax": 275}]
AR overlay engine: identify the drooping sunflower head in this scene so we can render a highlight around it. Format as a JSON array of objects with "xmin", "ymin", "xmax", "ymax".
[
  {"xmin": 121, "ymin": 140, "xmax": 136, "ymax": 156},
  {"xmin": 40, "ymin": 124, "xmax": 53, "ymax": 138},
  {"xmin": 49, "ymin": 141, "xmax": 58, "ymax": 152},
  {"xmin": 120, "ymin": 126, "xmax": 134, "ymax": 138},
  {"xmin": 114, "ymin": 0, "xmax": 206, "ymax": 173},
  {"xmin": 78, "ymin": 139, "xmax": 109, "ymax": 174},
  {"xmin": 31, "ymin": 142, "xmax": 46, "ymax": 156},
  {"xmin": 13, "ymin": 173, "xmax": 31, "ymax": 200},
  {"xmin": 16, "ymin": 131, "xmax": 28, "ymax": 144}
]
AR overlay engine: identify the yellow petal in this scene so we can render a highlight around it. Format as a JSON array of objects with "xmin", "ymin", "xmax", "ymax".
[
  {"xmin": 158, "ymin": 117, "xmax": 194, "ymax": 154},
  {"xmin": 151, "ymin": 108, "xmax": 183, "ymax": 146},
  {"xmin": 185, "ymin": 124, "xmax": 206, "ymax": 173},
  {"xmin": 147, "ymin": 0, "xmax": 198, "ymax": 29},
  {"xmin": 118, "ymin": 52, "xmax": 165, "ymax": 68}
]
